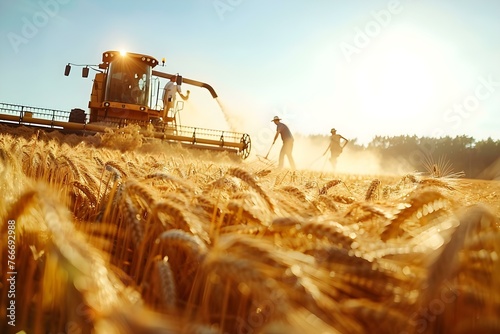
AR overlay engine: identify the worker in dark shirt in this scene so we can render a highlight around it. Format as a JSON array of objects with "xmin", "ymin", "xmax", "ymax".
[{"xmin": 272, "ymin": 116, "xmax": 296, "ymax": 170}]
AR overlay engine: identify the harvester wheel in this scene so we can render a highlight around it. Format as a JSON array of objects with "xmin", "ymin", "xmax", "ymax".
[{"xmin": 239, "ymin": 133, "xmax": 251, "ymax": 159}]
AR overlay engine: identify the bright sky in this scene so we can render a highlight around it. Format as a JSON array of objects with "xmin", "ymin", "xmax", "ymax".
[{"xmin": 1, "ymin": 0, "xmax": 499, "ymax": 151}]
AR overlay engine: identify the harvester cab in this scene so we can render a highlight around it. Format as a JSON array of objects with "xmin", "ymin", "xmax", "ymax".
[
  {"xmin": 70, "ymin": 50, "xmax": 161, "ymax": 125},
  {"xmin": 0, "ymin": 51, "xmax": 251, "ymax": 159},
  {"xmin": 64, "ymin": 53, "xmax": 183, "ymax": 123}
]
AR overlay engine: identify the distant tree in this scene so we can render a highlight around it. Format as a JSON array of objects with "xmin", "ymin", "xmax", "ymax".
[
  {"xmin": 475, "ymin": 137, "xmax": 500, "ymax": 171},
  {"xmin": 344, "ymin": 137, "xmax": 364, "ymax": 152},
  {"xmin": 362, "ymin": 135, "xmax": 500, "ymax": 179},
  {"xmin": 367, "ymin": 135, "xmax": 390, "ymax": 150}
]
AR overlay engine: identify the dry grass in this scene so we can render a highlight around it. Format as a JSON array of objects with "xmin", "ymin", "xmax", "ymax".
[{"xmin": 0, "ymin": 125, "xmax": 499, "ymax": 333}]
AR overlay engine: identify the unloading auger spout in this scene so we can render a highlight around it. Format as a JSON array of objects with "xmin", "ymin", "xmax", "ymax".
[{"xmin": 152, "ymin": 70, "xmax": 218, "ymax": 99}]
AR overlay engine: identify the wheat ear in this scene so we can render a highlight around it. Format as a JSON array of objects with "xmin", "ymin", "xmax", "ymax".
[
  {"xmin": 228, "ymin": 167, "xmax": 274, "ymax": 210},
  {"xmin": 156, "ymin": 256, "xmax": 177, "ymax": 311}
]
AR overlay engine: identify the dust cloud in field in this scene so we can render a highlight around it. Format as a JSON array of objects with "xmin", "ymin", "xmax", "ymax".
[
  {"xmin": 215, "ymin": 98, "xmax": 247, "ymax": 133},
  {"xmin": 291, "ymin": 136, "xmax": 383, "ymax": 175},
  {"xmin": 478, "ymin": 157, "xmax": 500, "ymax": 180},
  {"xmin": 291, "ymin": 135, "xmax": 413, "ymax": 176},
  {"xmin": 169, "ymin": 89, "xmax": 412, "ymax": 176}
]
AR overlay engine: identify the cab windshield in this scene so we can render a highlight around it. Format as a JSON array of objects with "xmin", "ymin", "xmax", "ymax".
[{"xmin": 105, "ymin": 58, "xmax": 151, "ymax": 106}]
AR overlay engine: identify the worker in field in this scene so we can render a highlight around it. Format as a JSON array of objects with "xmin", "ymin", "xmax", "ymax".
[
  {"xmin": 162, "ymin": 75, "xmax": 190, "ymax": 119},
  {"xmin": 272, "ymin": 116, "xmax": 296, "ymax": 170},
  {"xmin": 323, "ymin": 128, "xmax": 349, "ymax": 170}
]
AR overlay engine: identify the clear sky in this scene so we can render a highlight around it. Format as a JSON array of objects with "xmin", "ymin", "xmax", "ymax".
[{"xmin": 1, "ymin": 0, "xmax": 499, "ymax": 150}]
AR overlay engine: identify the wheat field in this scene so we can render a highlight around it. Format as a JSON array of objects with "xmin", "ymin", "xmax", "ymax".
[{"xmin": 1, "ymin": 124, "xmax": 499, "ymax": 334}]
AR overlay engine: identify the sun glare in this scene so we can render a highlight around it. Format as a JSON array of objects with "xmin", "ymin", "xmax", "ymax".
[
  {"xmin": 351, "ymin": 26, "xmax": 455, "ymax": 130},
  {"xmin": 355, "ymin": 47, "xmax": 435, "ymax": 121},
  {"xmin": 299, "ymin": 25, "xmax": 462, "ymax": 144}
]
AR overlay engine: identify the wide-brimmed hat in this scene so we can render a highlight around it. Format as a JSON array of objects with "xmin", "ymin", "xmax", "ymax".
[
  {"xmin": 331, "ymin": 128, "xmax": 337, "ymax": 133},
  {"xmin": 271, "ymin": 116, "xmax": 281, "ymax": 122}
]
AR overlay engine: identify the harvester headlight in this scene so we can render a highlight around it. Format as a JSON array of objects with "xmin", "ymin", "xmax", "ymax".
[
  {"xmin": 104, "ymin": 102, "xmax": 110, "ymax": 107},
  {"xmin": 140, "ymin": 106, "xmax": 146, "ymax": 111}
]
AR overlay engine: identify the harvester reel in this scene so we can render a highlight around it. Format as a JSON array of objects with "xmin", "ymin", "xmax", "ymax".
[{"xmin": 240, "ymin": 133, "xmax": 251, "ymax": 159}]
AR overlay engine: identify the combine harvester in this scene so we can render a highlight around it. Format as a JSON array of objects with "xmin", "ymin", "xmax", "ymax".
[{"xmin": 0, "ymin": 50, "xmax": 251, "ymax": 159}]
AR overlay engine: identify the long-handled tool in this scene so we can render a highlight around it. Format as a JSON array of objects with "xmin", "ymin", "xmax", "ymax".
[
  {"xmin": 256, "ymin": 142, "xmax": 275, "ymax": 163},
  {"xmin": 264, "ymin": 142, "xmax": 274, "ymax": 160},
  {"xmin": 319, "ymin": 154, "xmax": 329, "ymax": 178},
  {"xmin": 309, "ymin": 154, "xmax": 324, "ymax": 166}
]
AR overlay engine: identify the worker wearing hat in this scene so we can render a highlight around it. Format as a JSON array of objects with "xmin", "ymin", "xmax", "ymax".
[
  {"xmin": 272, "ymin": 116, "xmax": 296, "ymax": 170},
  {"xmin": 323, "ymin": 128, "xmax": 349, "ymax": 170}
]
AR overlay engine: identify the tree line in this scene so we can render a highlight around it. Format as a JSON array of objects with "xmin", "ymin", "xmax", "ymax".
[{"xmin": 347, "ymin": 135, "xmax": 500, "ymax": 179}]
